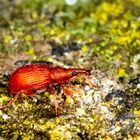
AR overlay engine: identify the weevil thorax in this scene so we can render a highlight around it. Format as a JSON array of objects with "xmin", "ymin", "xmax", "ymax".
[{"xmin": 50, "ymin": 67, "xmax": 72, "ymax": 83}]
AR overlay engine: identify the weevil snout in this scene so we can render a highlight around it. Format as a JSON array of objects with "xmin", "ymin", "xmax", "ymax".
[{"xmin": 72, "ymin": 69, "xmax": 91, "ymax": 76}]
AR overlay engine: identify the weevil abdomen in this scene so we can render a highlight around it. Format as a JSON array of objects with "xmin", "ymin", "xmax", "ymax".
[{"xmin": 9, "ymin": 64, "xmax": 51, "ymax": 95}]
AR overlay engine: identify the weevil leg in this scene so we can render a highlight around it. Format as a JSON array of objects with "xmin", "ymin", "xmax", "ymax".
[
  {"xmin": 60, "ymin": 85, "xmax": 76, "ymax": 112},
  {"xmin": 51, "ymin": 93, "xmax": 60, "ymax": 115},
  {"xmin": 61, "ymin": 84, "xmax": 73, "ymax": 96},
  {"xmin": 60, "ymin": 84, "xmax": 85, "ymax": 114},
  {"xmin": 82, "ymin": 75, "xmax": 101, "ymax": 90},
  {"xmin": 81, "ymin": 75, "xmax": 104, "ymax": 97},
  {"xmin": 69, "ymin": 74, "xmax": 101, "ymax": 90},
  {"xmin": 71, "ymin": 85, "xmax": 85, "ymax": 95},
  {"xmin": 0, "ymin": 92, "xmax": 20, "ymax": 110},
  {"xmin": 62, "ymin": 85, "xmax": 86, "ymax": 104},
  {"xmin": 62, "ymin": 84, "xmax": 85, "ymax": 96},
  {"xmin": 48, "ymin": 86, "xmax": 60, "ymax": 115},
  {"xmin": 60, "ymin": 84, "xmax": 75, "ymax": 102}
]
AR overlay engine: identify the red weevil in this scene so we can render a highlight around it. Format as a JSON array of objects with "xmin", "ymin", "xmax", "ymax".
[{"xmin": 0, "ymin": 64, "xmax": 99, "ymax": 114}]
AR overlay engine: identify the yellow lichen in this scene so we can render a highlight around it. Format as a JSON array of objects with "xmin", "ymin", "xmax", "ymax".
[
  {"xmin": 133, "ymin": 108, "xmax": 140, "ymax": 115},
  {"xmin": 117, "ymin": 68, "xmax": 127, "ymax": 77}
]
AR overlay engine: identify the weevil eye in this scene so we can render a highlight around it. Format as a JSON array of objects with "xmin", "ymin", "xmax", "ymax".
[{"xmin": 72, "ymin": 71, "xmax": 78, "ymax": 76}]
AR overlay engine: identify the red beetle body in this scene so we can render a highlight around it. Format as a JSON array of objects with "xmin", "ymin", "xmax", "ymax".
[
  {"xmin": 9, "ymin": 64, "xmax": 90, "ymax": 96},
  {"xmin": 0, "ymin": 64, "xmax": 95, "ymax": 113}
]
